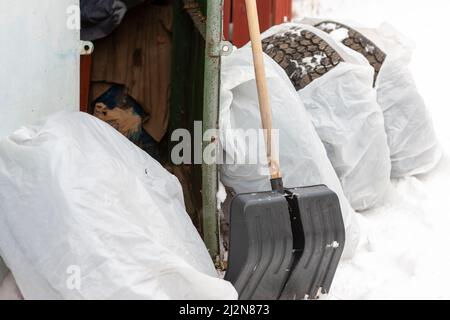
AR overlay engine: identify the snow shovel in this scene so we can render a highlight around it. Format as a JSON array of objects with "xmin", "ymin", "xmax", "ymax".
[{"xmin": 224, "ymin": 0, "xmax": 346, "ymax": 300}]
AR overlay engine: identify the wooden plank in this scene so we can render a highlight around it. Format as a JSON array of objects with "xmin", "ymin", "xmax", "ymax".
[
  {"xmin": 223, "ymin": 0, "xmax": 232, "ymax": 40},
  {"xmin": 90, "ymin": 4, "xmax": 173, "ymax": 142},
  {"xmin": 169, "ymin": 0, "xmax": 206, "ymax": 233},
  {"xmin": 230, "ymin": 0, "xmax": 285, "ymax": 48},
  {"xmin": 80, "ymin": 54, "xmax": 92, "ymax": 113},
  {"xmin": 274, "ymin": 0, "xmax": 292, "ymax": 24}
]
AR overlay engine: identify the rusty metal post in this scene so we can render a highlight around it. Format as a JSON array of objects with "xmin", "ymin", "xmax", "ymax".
[{"xmin": 202, "ymin": 0, "xmax": 223, "ymax": 262}]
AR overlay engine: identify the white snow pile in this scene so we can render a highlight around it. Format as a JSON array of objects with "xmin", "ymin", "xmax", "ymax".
[{"xmin": 330, "ymin": 157, "xmax": 450, "ymax": 299}]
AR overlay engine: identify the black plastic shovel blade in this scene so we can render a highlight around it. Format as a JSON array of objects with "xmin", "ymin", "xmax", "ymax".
[
  {"xmin": 224, "ymin": 191, "xmax": 293, "ymax": 300},
  {"xmin": 225, "ymin": 185, "xmax": 345, "ymax": 300},
  {"xmin": 279, "ymin": 186, "xmax": 345, "ymax": 300}
]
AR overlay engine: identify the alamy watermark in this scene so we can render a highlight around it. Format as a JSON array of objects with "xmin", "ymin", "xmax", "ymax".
[
  {"xmin": 171, "ymin": 121, "xmax": 280, "ymax": 170},
  {"xmin": 66, "ymin": 265, "xmax": 81, "ymax": 291},
  {"xmin": 66, "ymin": 5, "xmax": 80, "ymax": 31}
]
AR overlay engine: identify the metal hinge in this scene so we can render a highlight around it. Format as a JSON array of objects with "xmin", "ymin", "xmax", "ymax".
[
  {"xmin": 80, "ymin": 41, "xmax": 94, "ymax": 55},
  {"xmin": 210, "ymin": 40, "xmax": 233, "ymax": 57}
]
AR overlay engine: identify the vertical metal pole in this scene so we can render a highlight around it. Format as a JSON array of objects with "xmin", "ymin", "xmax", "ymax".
[{"xmin": 203, "ymin": 0, "xmax": 222, "ymax": 261}]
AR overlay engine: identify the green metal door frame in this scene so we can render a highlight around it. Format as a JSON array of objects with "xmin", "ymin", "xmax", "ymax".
[
  {"xmin": 170, "ymin": 0, "xmax": 231, "ymax": 263},
  {"xmin": 202, "ymin": 0, "xmax": 223, "ymax": 262}
]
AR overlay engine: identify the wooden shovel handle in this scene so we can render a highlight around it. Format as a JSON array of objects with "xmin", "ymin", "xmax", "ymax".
[{"xmin": 244, "ymin": 0, "xmax": 281, "ymax": 180}]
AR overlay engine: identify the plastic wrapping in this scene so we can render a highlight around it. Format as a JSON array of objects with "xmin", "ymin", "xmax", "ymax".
[
  {"xmin": 304, "ymin": 19, "xmax": 442, "ymax": 178},
  {"xmin": 0, "ymin": 111, "xmax": 237, "ymax": 300},
  {"xmin": 257, "ymin": 23, "xmax": 391, "ymax": 211}
]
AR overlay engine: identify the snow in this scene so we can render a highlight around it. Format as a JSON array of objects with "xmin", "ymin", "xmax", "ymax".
[
  {"xmin": 364, "ymin": 44, "xmax": 375, "ymax": 54},
  {"xmin": 329, "ymin": 27, "xmax": 349, "ymax": 43},
  {"xmin": 303, "ymin": 53, "xmax": 326, "ymax": 69},
  {"xmin": 331, "ymin": 166, "xmax": 450, "ymax": 299},
  {"xmin": 217, "ymin": 181, "xmax": 227, "ymax": 210},
  {"xmin": 294, "ymin": 0, "xmax": 450, "ymax": 299}
]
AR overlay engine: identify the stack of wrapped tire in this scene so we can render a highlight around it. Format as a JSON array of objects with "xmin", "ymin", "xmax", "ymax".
[
  {"xmin": 220, "ymin": 47, "xmax": 360, "ymax": 257},
  {"xmin": 257, "ymin": 23, "xmax": 391, "ymax": 211},
  {"xmin": 303, "ymin": 19, "xmax": 442, "ymax": 178}
]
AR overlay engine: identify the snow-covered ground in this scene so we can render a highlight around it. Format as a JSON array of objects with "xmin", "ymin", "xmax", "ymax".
[{"xmin": 294, "ymin": 0, "xmax": 450, "ymax": 299}]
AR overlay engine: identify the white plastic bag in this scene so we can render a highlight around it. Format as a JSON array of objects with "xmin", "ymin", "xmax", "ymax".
[
  {"xmin": 220, "ymin": 47, "xmax": 360, "ymax": 258},
  {"xmin": 256, "ymin": 23, "xmax": 392, "ymax": 211},
  {"xmin": 365, "ymin": 23, "xmax": 442, "ymax": 177},
  {"xmin": 305, "ymin": 19, "xmax": 442, "ymax": 178},
  {"xmin": 0, "ymin": 111, "xmax": 237, "ymax": 300}
]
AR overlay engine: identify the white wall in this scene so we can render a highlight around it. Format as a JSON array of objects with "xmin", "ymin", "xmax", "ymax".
[
  {"xmin": 0, "ymin": 0, "xmax": 80, "ymax": 139},
  {"xmin": 0, "ymin": 0, "xmax": 80, "ymax": 282}
]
